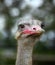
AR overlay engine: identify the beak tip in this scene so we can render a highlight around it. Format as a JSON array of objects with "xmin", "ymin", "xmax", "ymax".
[{"xmin": 15, "ymin": 32, "xmax": 21, "ymax": 40}]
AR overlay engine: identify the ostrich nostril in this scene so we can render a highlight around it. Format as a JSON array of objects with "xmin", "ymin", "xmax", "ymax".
[{"xmin": 33, "ymin": 28, "xmax": 36, "ymax": 30}]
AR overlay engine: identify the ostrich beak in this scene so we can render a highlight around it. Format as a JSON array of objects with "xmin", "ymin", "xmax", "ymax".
[
  {"xmin": 36, "ymin": 29, "xmax": 45, "ymax": 34},
  {"xmin": 15, "ymin": 31, "xmax": 22, "ymax": 40},
  {"xmin": 26, "ymin": 29, "xmax": 45, "ymax": 37},
  {"xmin": 22, "ymin": 28, "xmax": 45, "ymax": 37}
]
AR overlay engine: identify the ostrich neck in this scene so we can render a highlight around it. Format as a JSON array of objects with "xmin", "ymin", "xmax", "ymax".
[{"xmin": 16, "ymin": 38, "xmax": 35, "ymax": 65}]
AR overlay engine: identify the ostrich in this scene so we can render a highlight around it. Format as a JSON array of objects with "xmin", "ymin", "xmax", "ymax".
[{"xmin": 15, "ymin": 18, "xmax": 45, "ymax": 65}]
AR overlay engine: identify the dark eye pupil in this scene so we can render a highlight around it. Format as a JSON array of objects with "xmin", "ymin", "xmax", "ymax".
[
  {"xmin": 41, "ymin": 23, "xmax": 45, "ymax": 28},
  {"xmin": 19, "ymin": 24, "xmax": 25, "ymax": 28}
]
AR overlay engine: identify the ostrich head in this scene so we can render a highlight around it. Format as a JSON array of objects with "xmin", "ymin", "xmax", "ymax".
[
  {"xmin": 15, "ymin": 18, "xmax": 45, "ymax": 41},
  {"xmin": 15, "ymin": 18, "xmax": 45, "ymax": 65}
]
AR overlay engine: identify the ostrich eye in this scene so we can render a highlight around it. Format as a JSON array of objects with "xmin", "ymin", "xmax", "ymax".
[
  {"xmin": 18, "ymin": 24, "xmax": 25, "ymax": 29},
  {"xmin": 41, "ymin": 23, "xmax": 45, "ymax": 28}
]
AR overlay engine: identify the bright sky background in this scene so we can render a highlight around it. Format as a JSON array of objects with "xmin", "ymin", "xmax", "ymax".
[
  {"xmin": 0, "ymin": 15, "xmax": 6, "ymax": 31},
  {"xmin": 25, "ymin": 0, "xmax": 43, "ymax": 8},
  {"xmin": 20, "ymin": 0, "xmax": 43, "ymax": 9},
  {"xmin": 4, "ymin": 0, "xmax": 13, "ymax": 7}
]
